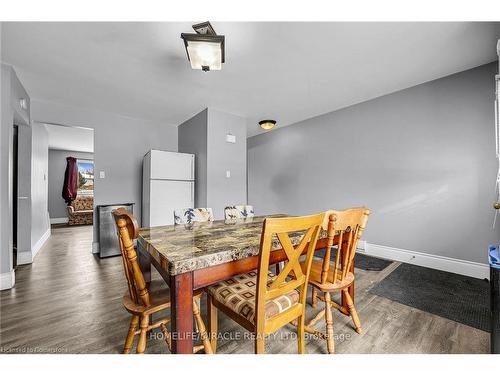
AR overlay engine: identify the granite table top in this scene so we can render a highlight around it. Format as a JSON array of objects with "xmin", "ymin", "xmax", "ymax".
[{"xmin": 138, "ymin": 215, "xmax": 327, "ymax": 276}]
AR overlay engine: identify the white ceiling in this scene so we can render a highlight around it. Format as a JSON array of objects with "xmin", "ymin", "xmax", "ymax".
[
  {"xmin": 45, "ymin": 123, "xmax": 94, "ymax": 153},
  {"xmin": 3, "ymin": 22, "xmax": 500, "ymax": 137}
]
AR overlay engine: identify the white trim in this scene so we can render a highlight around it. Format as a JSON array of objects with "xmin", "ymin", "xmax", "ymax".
[
  {"xmin": 17, "ymin": 227, "xmax": 51, "ymax": 265},
  {"xmin": 0, "ymin": 270, "xmax": 15, "ymax": 290},
  {"xmin": 92, "ymin": 242, "xmax": 100, "ymax": 254},
  {"xmin": 363, "ymin": 242, "xmax": 489, "ymax": 280},
  {"xmin": 17, "ymin": 251, "xmax": 33, "ymax": 265},
  {"xmin": 50, "ymin": 217, "xmax": 68, "ymax": 224},
  {"xmin": 32, "ymin": 227, "xmax": 51, "ymax": 260}
]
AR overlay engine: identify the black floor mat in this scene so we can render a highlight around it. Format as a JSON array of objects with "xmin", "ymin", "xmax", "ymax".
[
  {"xmin": 369, "ymin": 262, "xmax": 490, "ymax": 332},
  {"xmin": 315, "ymin": 249, "xmax": 393, "ymax": 271}
]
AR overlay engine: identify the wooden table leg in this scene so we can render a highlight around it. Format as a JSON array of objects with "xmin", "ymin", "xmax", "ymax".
[{"xmin": 170, "ymin": 272, "xmax": 194, "ymax": 354}]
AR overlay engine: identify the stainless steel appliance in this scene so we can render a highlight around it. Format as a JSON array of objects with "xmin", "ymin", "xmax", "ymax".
[{"xmin": 97, "ymin": 203, "xmax": 134, "ymax": 258}]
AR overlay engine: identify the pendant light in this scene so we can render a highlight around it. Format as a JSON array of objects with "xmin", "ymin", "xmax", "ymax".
[
  {"xmin": 259, "ymin": 120, "xmax": 277, "ymax": 130},
  {"xmin": 181, "ymin": 22, "xmax": 225, "ymax": 72}
]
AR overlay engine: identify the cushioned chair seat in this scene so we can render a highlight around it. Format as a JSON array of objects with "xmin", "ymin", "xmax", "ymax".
[
  {"xmin": 207, "ymin": 271, "xmax": 299, "ymax": 324},
  {"xmin": 300, "ymin": 259, "xmax": 354, "ymax": 291},
  {"xmin": 67, "ymin": 196, "xmax": 93, "ymax": 225}
]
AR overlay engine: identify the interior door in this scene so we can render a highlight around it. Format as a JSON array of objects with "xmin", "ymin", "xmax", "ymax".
[{"xmin": 150, "ymin": 180, "xmax": 194, "ymax": 227}]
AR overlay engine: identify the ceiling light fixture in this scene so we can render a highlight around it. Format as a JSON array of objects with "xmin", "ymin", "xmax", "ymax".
[
  {"xmin": 259, "ymin": 120, "xmax": 277, "ymax": 130},
  {"xmin": 181, "ymin": 21, "xmax": 225, "ymax": 72}
]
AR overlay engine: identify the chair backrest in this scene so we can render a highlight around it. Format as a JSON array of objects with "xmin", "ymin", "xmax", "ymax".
[
  {"xmin": 254, "ymin": 213, "xmax": 325, "ymax": 330},
  {"xmin": 320, "ymin": 207, "xmax": 370, "ymax": 285},
  {"xmin": 174, "ymin": 208, "xmax": 214, "ymax": 225},
  {"xmin": 112, "ymin": 208, "xmax": 150, "ymax": 307},
  {"xmin": 224, "ymin": 205, "xmax": 255, "ymax": 220}
]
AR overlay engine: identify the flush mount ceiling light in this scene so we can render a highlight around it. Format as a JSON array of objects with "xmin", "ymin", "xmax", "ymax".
[
  {"xmin": 181, "ymin": 21, "xmax": 225, "ymax": 72},
  {"xmin": 259, "ymin": 120, "xmax": 277, "ymax": 130}
]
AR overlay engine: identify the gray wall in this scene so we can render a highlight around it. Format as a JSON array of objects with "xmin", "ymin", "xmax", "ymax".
[
  {"xmin": 178, "ymin": 109, "xmax": 208, "ymax": 207},
  {"xmin": 11, "ymin": 69, "xmax": 33, "ymax": 264},
  {"xmin": 0, "ymin": 23, "xmax": 4, "ymax": 276},
  {"xmin": 207, "ymin": 109, "xmax": 247, "ymax": 220},
  {"xmin": 16, "ymin": 123, "xmax": 31, "ymax": 257},
  {"xmin": 48, "ymin": 150, "xmax": 94, "ymax": 219},
  {"xmin": 0, "ymin": 63, "xmax": 31, "ymax": 284},
  {"xmin": 0, "ymin": 64, "xmax": 14, "ymax": 277},
  {"xmin": 30, "ymin": 123, "xmax": 49, "ymax": 250},
  {"xmin": 248, "ymin": 62, "xmax": 499, "ymax": 265},
  {"xmin": 178, "ymin": 108, "xmax": 247, "ymax": 220},
  {"xmin": 31, "ymin": 99, "xmax": 178, "ymax": 250}
]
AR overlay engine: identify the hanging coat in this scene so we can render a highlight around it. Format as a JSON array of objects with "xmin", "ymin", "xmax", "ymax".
[{"xmin": 62, "ymin": 157, "xmax": 78, "ymax": 204}]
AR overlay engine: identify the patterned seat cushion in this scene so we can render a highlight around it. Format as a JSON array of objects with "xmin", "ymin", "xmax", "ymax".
[
  {"xmin": 207, "ymin": 271, "xmax": 299, "ymax": 324},
  {"xmin": 67, "ymin": 196, "xmax": 93, "ymax": 226},
  {"xmin": 73, "ymin": 209, "xmax": 93, "ymax": 215},
  {"xmin": 173, "ymin": 208, "xmax": 214, "ymax": 225},
  {"xmin": 71, "ymin": 196, "xmax": 94, "ymax": 211},
  {"xmin": 224, "ymin": 205, "xmax": 255, "ymax": 220}
]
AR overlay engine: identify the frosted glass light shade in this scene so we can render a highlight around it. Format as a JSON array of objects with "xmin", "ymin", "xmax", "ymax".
[
  {"xmin": 259, "ymin": 120, "xmax": 276, "ymax": 130},
  {"xmin": 181, "ymin": 33, "xmax": 225, "ymax": 72},
  {"xmin": 186, "ymin": 40, "xmax": 222, "ymax": 71}
]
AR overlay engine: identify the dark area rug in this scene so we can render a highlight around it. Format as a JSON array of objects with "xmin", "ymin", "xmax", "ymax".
[
  {"xmin": 315, "ymin": 249, "xmax": 393, "ymax": 271},
  {"xmin": 369, "ymin": 262, "xmax": 490, "ymax": 332}
]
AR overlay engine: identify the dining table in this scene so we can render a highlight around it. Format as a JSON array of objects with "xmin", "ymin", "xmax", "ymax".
[{"xmin": 136, "ymin": 214, "xmax": 355, "ymax": 354}]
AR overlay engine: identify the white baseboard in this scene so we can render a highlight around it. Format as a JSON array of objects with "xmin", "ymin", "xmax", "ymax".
[
  {"xmin": 32, "ymin": 227, "xmax": 51, "ymax": 260},
  {"xmin": 0, "ymin": 270, "xmax": 15, "ymax": 290},
  {"xmin": 17, "ymin": 251, "xmax": 33, "ymax": 265},
  {"xmin": 364, "ymin": 242, "xmax": 489, "ymax": 280},
  {"xmin": 17, "ymin": 227, "xmax": 51, "ymax": 265},
  {"xmin": 92, "ymin": 242, "xmax": 100, "ymax": 254},
  {"xmin": 50, "ymin": 217, "xmax": 68, "ymax": 224}
]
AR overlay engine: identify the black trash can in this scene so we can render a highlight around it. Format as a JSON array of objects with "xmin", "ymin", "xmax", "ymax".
[{"xmin": 490, "ymin": 245, "xmax": 500, "ymax": 353}]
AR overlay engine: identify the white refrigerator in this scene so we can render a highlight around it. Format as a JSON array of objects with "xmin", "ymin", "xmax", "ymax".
[{"xmin": 142, "ymin": 150, "xmax": 195, "ymax": 227}]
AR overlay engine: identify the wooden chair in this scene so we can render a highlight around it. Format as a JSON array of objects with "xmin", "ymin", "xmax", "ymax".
[
  {"xmin": 206, "ymin": 213, "xmax": 325, "ymax": 354},
  {"xmin": 301, "ymin": 207, "xmax": 370, "ymax": 354},
  {"xmin": 224, "ymin": 205, "xmax": 255, "ymax": 220},
  {"xmin": 173, "ymin": 207, "xmax": 214, "ymax": 225},
  {"xmin": 112, "ymin": 208, "xmax": 213, "ymax": 354}
]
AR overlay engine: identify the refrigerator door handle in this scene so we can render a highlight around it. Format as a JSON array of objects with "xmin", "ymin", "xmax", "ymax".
[
  {"xmin": 495, "ymin": 75, "xmax": 499, "ymax": 157},
  {"xmin": 191, "ymin": 182, "xmax": 194, "ymax": 206},
  {"xmin": 191, "ymin": 155, "xmax": 195, "ymax": 180}
]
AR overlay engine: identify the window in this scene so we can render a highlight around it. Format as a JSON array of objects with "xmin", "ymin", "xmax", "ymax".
[{"xmin": 77, "ymin": 159, "xmax": 94, "ymax": 196}]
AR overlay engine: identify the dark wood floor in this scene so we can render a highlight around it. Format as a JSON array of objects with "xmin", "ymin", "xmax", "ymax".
[{"xmin": 0, "ymin": 225, "xmax": 489, "ymax": 354}]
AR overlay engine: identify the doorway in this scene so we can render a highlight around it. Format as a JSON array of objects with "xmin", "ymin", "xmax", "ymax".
[{"xmin": 44, "ymin": 123, "xmax": 95, "ymax": 253}]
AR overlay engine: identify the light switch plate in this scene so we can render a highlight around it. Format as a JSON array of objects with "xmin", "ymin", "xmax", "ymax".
[
  {"xmin": 226, "ymin": 134, "xmax": 236, "ymax": 143},
  {"xmin": 226, "ymin": 170, "xmax": 231, "ymax": 178},
  {"xmin": 99, "ymin": 171, "xmax": 105, "ymax": 179}
]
